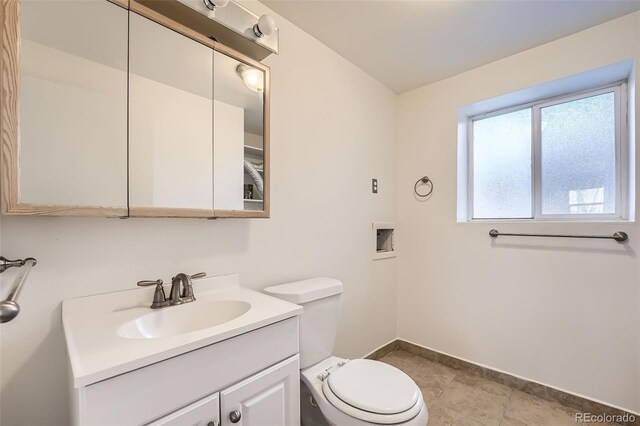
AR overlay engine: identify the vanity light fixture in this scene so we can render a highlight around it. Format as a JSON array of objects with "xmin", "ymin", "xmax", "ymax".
[
  {"xmin": 203, "ymin": 0, "xmax": 229, "ymax": 12},
  {"xmin": 253, "ymin": 14, "xmax": 277, "ymax": 38},
  {"xmin": 236, "ymin": 64, "xmax": 264, "ymax": 93}
]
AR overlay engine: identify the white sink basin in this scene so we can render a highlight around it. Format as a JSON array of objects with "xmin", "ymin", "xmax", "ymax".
[
  {"xmin": 63, "ymin": 273, "xmax": 303, "ymax": 387},
  {"xmin": 117, "ymin": 300, "xmax": 251, "ymax": 339}
]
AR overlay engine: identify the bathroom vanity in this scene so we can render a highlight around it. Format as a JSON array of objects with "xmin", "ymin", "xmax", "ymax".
[{"xmin": 62, "ymin": 274, "xmax": 301, "ymax": 425}]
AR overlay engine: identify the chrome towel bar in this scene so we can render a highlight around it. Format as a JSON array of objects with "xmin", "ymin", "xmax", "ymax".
[
  {"xmin": 489, "ymin": 229, "xmax": 628, "ymax": 243},
  {"xmin": 0, "ymin": 257, "xmax": 37, "ymax": 323},
  {"xmin": 0, "ymin": 256, "xmax": 34, "ymax": 273}
]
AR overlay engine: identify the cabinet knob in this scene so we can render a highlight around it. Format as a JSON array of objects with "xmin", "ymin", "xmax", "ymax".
[
  {"xmin": 207, "ymin": 421, "xmax": 219, "ymax": 426},
  {"xmin": 229, "ymin": 410, "xmax": 241, "ymax": 423}
]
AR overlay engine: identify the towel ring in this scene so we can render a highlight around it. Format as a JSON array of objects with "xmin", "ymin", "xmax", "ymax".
[{"xmin": 414, "ymin": 176, "xmax": 433, "ymax": 198}]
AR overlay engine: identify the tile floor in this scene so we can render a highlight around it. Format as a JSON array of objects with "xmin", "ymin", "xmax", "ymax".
[{"xmin": 379, "ymin": 349, "xmax": 619, "ymax": 426}]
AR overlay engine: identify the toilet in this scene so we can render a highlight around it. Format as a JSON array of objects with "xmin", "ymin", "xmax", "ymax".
[{"xmin": 264, "ymin": 278, "xmax": 429, "ymax": 425}]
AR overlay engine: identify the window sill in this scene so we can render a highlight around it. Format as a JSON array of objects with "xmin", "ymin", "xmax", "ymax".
[{"xmin": 460, "ymin": 218, "xmax": 635, "ymax": 225}]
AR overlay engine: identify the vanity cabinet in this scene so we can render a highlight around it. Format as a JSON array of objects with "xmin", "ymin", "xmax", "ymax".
[
  {"xmin": 0, "ymin": 0, "xmax": 270, "ymax": 218},
  {"xmin": 72, "ymin": 317, "xmax": 299, "ymax": 426},
  {"xmin": 148, "ymin": 355, "xmax": 299, "ymax": 426},
  {"xmin": 149, "ymin": 393, "xmax": 221, "ymax": 426}
]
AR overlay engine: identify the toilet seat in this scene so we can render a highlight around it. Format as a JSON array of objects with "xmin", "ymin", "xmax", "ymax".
[{"xmin": 320, "ymin": 359, "xmax": 423, "ymax": 424}]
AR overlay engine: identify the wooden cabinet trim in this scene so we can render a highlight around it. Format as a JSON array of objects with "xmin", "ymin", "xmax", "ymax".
[
  {"xmin": 214, "ymin": 209, "xmax": 269, "ymax": 219},
  {"xmin": 1, "ymin": 0, "xmax": 20, "ymax": 215},
  {"xmin": 4, "ymin": 204, "xmax": 127, "ymax": 217},
  {"xmin": 129, "ymin": 207, "xmax": 214, "ymax": 219}
]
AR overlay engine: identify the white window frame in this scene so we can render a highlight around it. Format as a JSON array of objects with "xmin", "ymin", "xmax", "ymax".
[{"xmin": 467, "ymin": 81, "xmax": 628, "ymax": 222}]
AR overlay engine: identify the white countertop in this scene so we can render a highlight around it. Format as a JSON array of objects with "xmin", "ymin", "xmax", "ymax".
[{"xmin": 62, "ymin": 273, "xmax": 302, "ymax": 387}]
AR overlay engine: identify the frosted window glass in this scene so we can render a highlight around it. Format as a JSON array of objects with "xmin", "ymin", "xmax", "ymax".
[
  {"xmin": 473, "ymin": 109, "xmax": 532, "ymax": 218},
  {"xmin": 541, "ymin": 92, "xmax": 616, "ymax": 215}
]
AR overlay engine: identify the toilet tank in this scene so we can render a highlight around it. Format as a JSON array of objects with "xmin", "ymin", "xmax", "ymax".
[{"xmin": 264, "ymin": 278, "xmax": 343, "ymax": 369}]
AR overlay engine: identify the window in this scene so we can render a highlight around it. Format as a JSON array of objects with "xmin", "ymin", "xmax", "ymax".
[{"xmin": 469, "ymin": 83, "xmax": 627, "ymax": 220}]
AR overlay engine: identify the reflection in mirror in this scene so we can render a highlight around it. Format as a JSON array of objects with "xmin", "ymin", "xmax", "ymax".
[
  {"xmin": 18, "ymin": 1, "xmax": 128, "ymax": 207},
  {"xmin": 129, "ymin": 13, "xmax": 213, "ymax": 212},
  {"xmin": 213, "ymin": 51, "xmax": 265, "ymax": 211}
]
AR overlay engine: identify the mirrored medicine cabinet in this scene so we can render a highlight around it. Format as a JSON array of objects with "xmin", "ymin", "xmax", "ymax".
[{"xmin": 0, "ymin": 0, "xmax": 270, "ymax": 218}]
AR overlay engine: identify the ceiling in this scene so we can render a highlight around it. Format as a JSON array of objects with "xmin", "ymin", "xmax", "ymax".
[{"xmin": 263, "ymin": 0, "xmax": 640, "ymax": 93}]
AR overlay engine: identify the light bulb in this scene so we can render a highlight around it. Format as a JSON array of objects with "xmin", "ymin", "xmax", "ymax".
[
  {"xmin": 203, "ymin": 0, "xmax": 229, "ymax": 11},
  {"xmin": 253, "ymin": 14, "xmax": 277, "ymax": 38},
  {"xmin": 237, "ymin": 64, "xmax": 264, "ymax": 93}
]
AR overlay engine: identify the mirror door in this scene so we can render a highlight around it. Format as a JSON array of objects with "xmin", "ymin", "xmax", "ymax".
[
  {"xmin": 128, "ymin": 12, "xmax": 214, "ymax": 217},
  {"xmin": 12, "ymin": 0, "xmax": 128, "ymax": 215},
  {"xmin": 213, "ymin": 49, "xmax": 269, "ymax": 216}
]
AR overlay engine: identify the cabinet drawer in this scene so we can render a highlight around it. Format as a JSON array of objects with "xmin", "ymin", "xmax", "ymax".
[
  {"xmin": 148, "ymin": 392, "xmax": 220, "ymax": 426},
  {"xmin": 78, "ymin": 317, "xmax": 298, "ymax": 425}
]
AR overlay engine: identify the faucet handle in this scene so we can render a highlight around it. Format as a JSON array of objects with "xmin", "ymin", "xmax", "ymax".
[
  {"xmin": 137, "ymin": 279, "xmax": 169, "ymax": 309},
  {"xmin": 137, "ymin": 279, "xmax": 163, "ymax": 287},
  {"xmin": 189, "ymin": 272, "xmax": 206, "ymax": 279}
]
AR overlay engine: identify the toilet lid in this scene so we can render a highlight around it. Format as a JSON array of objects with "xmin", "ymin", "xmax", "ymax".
[{"xmin": 326, "ymin": 359, "xmax": 420, "ymax": 414}]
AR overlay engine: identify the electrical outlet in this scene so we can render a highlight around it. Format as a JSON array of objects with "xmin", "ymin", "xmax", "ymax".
[{"xmin": 372, "ymin": 178, "xmax": 378, "ymax": 194}]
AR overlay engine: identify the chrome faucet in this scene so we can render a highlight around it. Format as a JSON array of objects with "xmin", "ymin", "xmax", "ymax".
[
  {"xmin": 137, "ymin": 272, "xmax": 206, "ymax": 309},
  {"xmin": 170, "ymin": 272, "xmax": 205, "ymax": 304},
  {"xmin": 169, "ymin": 273, "xmax": 188, "ymax": 305}
]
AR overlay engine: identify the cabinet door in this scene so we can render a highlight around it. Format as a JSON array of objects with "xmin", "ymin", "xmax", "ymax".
[
  {"xmin": 148, "ymin": 392, "xmax": 220, "ymax": 426},
  {"xmin": 220, "ymin": 355, "xmax": 300, "ymax": 426},
  {"xmin": 213, "ymin": 49, "xmax": 269, "ymax": 217},
  {"xmin": 128, "ymin": 12, "xmax": 214, "ymax": 217},
  {"xmin": 7, "ymin": 0, "xmax": 128, "ymax": 215}
]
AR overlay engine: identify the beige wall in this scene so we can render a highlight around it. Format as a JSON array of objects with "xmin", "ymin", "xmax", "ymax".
[
  {"xmin": 0, "ymin": 2, "xmax": 398, "ymax": 424},
  {"xmin": 396, "ymin": 12, "xmax": 640, "ymax": 413},
  {"xmin": 3, "ymin": 0, "xmax": 639, "ymax": 422}
]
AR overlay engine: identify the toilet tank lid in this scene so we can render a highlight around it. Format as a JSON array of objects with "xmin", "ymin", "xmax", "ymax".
[{"xmin": 264, "ymin": 277, "xmax": 343, "ymax": 304}]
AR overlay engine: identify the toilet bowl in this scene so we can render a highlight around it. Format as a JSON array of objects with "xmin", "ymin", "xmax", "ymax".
[
  {"xmin": 264, "ymin": 278, "xmax": 429, "ymax": 425},
  {"xmin": 300, "ymin": 356, "xmax": 428, "ymax": 425}
]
